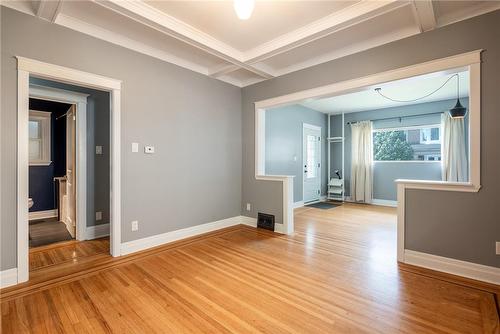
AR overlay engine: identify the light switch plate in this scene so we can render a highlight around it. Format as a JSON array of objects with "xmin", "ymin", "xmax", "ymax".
[
  {"xmin": 95, "ymin": 211, "xmax": 102, "ymax": 221},
  {"xmin": 131, "ymin": 220, "xmax": 139, "ymax": 231},
  {"xmin": 95, "ymin": 145, "xmax": 103, "ymax": 155},
  {"xmin": 496, "ymin": 242, "xmax": 500, "ymax": 255},
  {"xmin": 144, "ymin": 146, "xmax": 155, "ymax": 154},
  {"xmin": 246, "ymin": 203, "xmax": 251, "ymax": 211},
  {"xmin": 132, "ymin": 142, "xmax": 139, "ymax": 153}
]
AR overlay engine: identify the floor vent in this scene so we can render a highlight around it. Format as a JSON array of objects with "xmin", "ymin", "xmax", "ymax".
[{"xmin": 257, "ymin": 213, "xmax": 275, "ymax": 231}]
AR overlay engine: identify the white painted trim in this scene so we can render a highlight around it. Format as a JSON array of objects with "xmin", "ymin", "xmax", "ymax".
[
  {"xmin": 371, "ymin": 199, "xmax": 397, "ymax": 207},
  {"xmin": 404, "ymin": 250, "xmax": 500, "ymax": 285},
  {"xmin": 255, "ymin": 50, "xmax": 482, "ymax": 109},
  {"xmin": 411, "ymin": 0, "xmax": 436, "ymax": 33},
  {"xmin": 120, "ymin": 216, "xmax": 252, "ymax": 255},
  {"xmin": 86, "ymin": 223, "xmax": 110, "ymax": 240},
  {"xmin": 29, "ymin": 209, "xmax": 58, "ymax": 220},
  {"xmin": 29, "ymin": 84, "xmax": 89, "ymax": 242},
  {"xmin": 0, "ymin": 268, "xmax": 18, "ymax": 289},
  {"xmin": 16, "ymin": 57, "xmax": 122, "ymax": 285},
  {"xmin": 294, "ymin": 201, "xmax": 305, "ymax": 209},
  {"xmin": 255, "ymin": 50, "xmax": 482, "ymax": 265},
  {"xmin": 302, "ymin": 123, "xmax": 322, "ymax": 204}
]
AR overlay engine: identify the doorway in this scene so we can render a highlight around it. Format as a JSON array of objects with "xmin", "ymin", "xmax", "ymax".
[{"xmin": 303, "ymin": 124, "xmax": 321, "ymax": 203}]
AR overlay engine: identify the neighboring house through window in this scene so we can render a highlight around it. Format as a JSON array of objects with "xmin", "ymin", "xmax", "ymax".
[{"xmin": 29, "ymin": 110, "xmax": 52, "ymax": 166}]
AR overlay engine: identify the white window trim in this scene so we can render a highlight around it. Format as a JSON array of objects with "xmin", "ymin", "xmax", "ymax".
[
  {"xmin": 29, "ymin": 110, "xmax": 52, "ymax": 166},
  {"xmin": 254, "ymin": 50, "xmax": 482, "ymax": 281}
]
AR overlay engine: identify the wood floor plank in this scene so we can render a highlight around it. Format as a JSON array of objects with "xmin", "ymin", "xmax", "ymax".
[{"xmin": 2, "ymin": 204, "xmax": 498, "ymax": 333}]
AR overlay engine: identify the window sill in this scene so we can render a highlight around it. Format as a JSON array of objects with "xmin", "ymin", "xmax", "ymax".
[
  {"xmin": 29, "ymin": 161, "xmax": 52, "ymax": 166},
  {"xmin": 395, "ymin": 179, "xmax": 481, "ymax": 193}
]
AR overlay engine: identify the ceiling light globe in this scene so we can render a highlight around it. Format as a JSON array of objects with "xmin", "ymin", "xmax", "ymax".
[{"xmin": 234, "ymin": 0, "xmax": 255, "ymax": 20}]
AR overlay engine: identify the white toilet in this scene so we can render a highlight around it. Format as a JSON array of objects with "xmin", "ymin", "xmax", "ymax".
[{"xmin": 28, "ymin": 198, "xmax": 34, "ymax": 209}]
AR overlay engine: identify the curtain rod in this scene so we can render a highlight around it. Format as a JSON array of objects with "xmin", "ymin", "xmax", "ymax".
[{"xmin": 346, "ymin": 111, "xmax": 444, "ymax": 125}]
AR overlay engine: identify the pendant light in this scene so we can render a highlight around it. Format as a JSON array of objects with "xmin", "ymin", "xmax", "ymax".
[
  {"xmin": 233, "ymin": 0, "xmax": 255, "ymax": 20},
  {"xmin": 448, "ymin": 74, "xmax": 467, "ymax": 118}
]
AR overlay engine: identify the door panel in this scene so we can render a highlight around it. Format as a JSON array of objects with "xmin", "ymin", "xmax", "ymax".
[
  {"xmin": 65, "ymin": 105, "xmax": 76, "ymax": 238},
  {"xmin": 303, "ymin": 125, "xmax": 321, "ymax": 203}
]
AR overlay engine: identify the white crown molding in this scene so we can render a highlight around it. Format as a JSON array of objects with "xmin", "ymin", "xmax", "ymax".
[
  {"xmin": 436, "ymin": 1, "xmax": 500, "ymax": 28},
  {"xmin": 55, "ymin": 13, "xmax": 210, "ymax": 77}
]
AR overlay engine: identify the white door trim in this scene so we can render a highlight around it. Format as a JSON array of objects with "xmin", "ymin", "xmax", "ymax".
[
  {"xmin": 29, "ymin": 84, "xmax": 89, "ymax": 242},
  {"xmin": 254, "ymin": 50, "xmax": 482, "ymax": 273},
  {"xmin": 302, "ymin": 123, "xmax": 322, "ymax": 204},
  {"xmin": 16, "ymin": 56, "xmax": 122, "ymax": 284}
]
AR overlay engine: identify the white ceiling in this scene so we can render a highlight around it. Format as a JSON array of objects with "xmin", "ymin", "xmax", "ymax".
[
  {"xmin": 3, "ymin": 0, "xmax": 499, "ymax": 87},
  {"xmin": 301, "ymin": 69, "xmax": 469, "ymax": 114}
]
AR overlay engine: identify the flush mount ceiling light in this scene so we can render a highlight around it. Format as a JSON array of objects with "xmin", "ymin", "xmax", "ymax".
[
  {"xmin": 375, "ymin": 73, "xmax": 467, "ymax": 118},
  {"xmin": 234, "ymin": 0, "xmax": 255, "ymax": 20}
]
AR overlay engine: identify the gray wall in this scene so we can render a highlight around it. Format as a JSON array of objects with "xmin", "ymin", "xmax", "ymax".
[
  {"xmin": 334, "ymin": 99, "xmax": 468, "ymax": 201},
  {"xmin": 242, "ymin": 10, "xmax": 500, "ymax": 267},
  {"xmin": 30, "ymin": 78, "xmax": 111, "ymax": 227},
  {"xmin": 265, "ymin": 104, "xmax": 327, "ymax": 203},
  {"xmin": 1, "ymin": 8, "xmax": 242, "ymax": 270}
]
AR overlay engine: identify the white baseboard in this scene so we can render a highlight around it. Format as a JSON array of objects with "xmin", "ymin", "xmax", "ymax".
[
  {"xmin": 371, "ymin": 199, "xmax": 398, "ymax": 207},
  {"xmin": 0, "ymin": 268, "xmax": 18, "ymax": 288},
  {"xmin": 120, "ymin": 216, "xmax": 253, "ymax": 256},
  {"xmin": 404, "ymin": 250, "xmax": 500, "ymax": 285},
  {"xmin": 29, "ymin": 209, "xmax": 57, "ymax": 220},
  {"xmin": 293, "ymin": 201, "xmax": 304, "ymax": 208},
  {"xmin": 86, "ymin": 223, "xmax": 110, "ymax": 240}
]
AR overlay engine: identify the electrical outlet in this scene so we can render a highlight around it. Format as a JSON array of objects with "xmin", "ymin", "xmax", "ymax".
[
  {"xmin": 95, "ymin": 145, "xmax": 103, "ymax": 155},
  {"xmin": 496, "ymin": 242, "xmax": 500, "ymax": 255},
  {"xmin": 246, "ymin": 203, "xmax": 251, "ymax": 211},
  {"xmin": 144, "ymin": 146, "xmax": 155, "ymax": 154},
  {"xmin": 95, "ymin": 211, "xmax": 102, "ymax": 221},
  {"xmin": 131, "ymin": 220, "xmax": 139, "ymax": 231},
  {"xmin": 132, "ymin": 142, "xmax": 139, "ymax": 153}
]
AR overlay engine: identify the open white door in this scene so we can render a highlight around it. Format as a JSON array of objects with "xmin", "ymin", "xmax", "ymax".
[
  {"xmin": 303, "ymin": 124, "xmax": 321, "ymax": 203},
  {"xmin": 65, "ymin": 105, "xmax": 77, "ymax": 237}
]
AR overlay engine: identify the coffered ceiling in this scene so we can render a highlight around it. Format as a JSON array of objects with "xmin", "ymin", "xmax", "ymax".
[{"xmin": 3, "ymin": 0, "xmax": 500, "ymax": 87}]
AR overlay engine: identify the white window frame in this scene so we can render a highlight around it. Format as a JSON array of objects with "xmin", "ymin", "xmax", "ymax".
[
  {"xmin": 372, "ymin": 123, "xmax": 443, "ymax": 162},
  {"xmin": 419, "ymin": 126, "xmax": 441, "ymax": 144},
  {"xmin": 29, "ymin": 110, "xmax": 52, "ymax": 166}
]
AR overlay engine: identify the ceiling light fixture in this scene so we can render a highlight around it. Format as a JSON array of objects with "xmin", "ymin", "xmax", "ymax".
[
  {"xmin": 233, "ymin": 0, "xmax": 255, "ymax": 20},
  {"xmin": 374, "ymin": 73, "xmax": 467, "ymax": 118}
]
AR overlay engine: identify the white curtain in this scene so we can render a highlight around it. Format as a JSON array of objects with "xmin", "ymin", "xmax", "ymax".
[
  {"xmin": 441, "ymin": 113, "xmax": 467, "ymax": 182},
  {"xmin": 350, "ymin": 121, "xmax": 373, "ymax": 203}
]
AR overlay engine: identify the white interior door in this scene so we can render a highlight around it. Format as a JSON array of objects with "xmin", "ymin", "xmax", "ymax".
[
  {"xmin": 303, "ymin": 124, "xmax": 321, "ymax": 203},
  {"xmin": 65, "ymin": 105, "xmax": 77, "ymax": 237}
]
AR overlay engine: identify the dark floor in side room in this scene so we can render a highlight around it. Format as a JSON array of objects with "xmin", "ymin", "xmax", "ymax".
[{"xmin": 29, "ymin": 218, "xmax": 73, "ymax": 247}]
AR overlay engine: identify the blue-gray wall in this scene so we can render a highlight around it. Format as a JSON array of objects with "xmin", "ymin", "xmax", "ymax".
[
  {"xmin": 30, "ymin": 77, "xmax": 111, "ymax": 228},
  {"xmin": 330, "ymin": 98, "xmax": 469, "ymax": 201},
  {"xmin": 265, "ymin": 105, "xmax": 327, "ymax": 203}
]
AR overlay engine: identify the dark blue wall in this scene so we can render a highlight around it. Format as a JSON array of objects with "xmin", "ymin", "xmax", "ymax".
[{"xmin": 29, "ymin": 98, "xmax": 70, "ymax": 212}]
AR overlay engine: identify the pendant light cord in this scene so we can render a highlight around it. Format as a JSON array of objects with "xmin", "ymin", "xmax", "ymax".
[{"xmin": 375, "ymin": 73, "xmax": 459, "ymax": 103}]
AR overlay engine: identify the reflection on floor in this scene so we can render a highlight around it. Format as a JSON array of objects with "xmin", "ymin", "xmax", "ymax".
[
  {"xmin": 2, "ymin": 204, "xmax": 498, "ymax": 333},
  {"xmin": 29, "ymin": 218, "xmax": 72, "ymax": 247},
  {"xmin": 29, "ymin": 237, "xmax": 110, "ymax": 272}
]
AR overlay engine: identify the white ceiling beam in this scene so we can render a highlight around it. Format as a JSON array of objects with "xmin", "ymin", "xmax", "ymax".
[
  {"xmin": 36, "ymin": 0, "xmax": 62, "ymax": 23},
  {"xmin": 241, "ymin": 0, "xmax": 410, "ymax": 64},
  {"xmin": 93, "ymin": 0, "xmax": 274, "ymax": 80},
  {"xmin": 411, "ymin": 0, "xmax": 437, "ymax": 32}
]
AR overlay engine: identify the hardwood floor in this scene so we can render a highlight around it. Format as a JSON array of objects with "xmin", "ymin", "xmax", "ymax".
[
  {"xmin": 30, "ymin": 238, "xmax": 110, "ymax": 271},
  {"xmin": 2, "ymin": 204, "xmax": 499, "ymax": 333}
]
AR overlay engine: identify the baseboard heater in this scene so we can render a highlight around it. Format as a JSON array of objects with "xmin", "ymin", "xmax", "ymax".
[{"xmin": 257, "ymin": 212, "xmax": 275, "ymax": 231}]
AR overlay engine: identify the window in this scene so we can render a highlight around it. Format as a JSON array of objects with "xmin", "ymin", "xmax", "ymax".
[
  {"xmin": 29, "ymin": 110, "xmax": 51, "ymax": 166},
  {"xmin": 373, "ymin": 125, "xmax": 441, "ymax": 161}
]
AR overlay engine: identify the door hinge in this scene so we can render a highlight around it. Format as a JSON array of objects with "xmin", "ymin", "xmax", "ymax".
[
  {"xmin": 317, "ymin": 190, "xmax": 320, "ymax": 194},
  {"xmin": 318, "ymin": 163, "xmax": 320, "ymax": 167}
]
